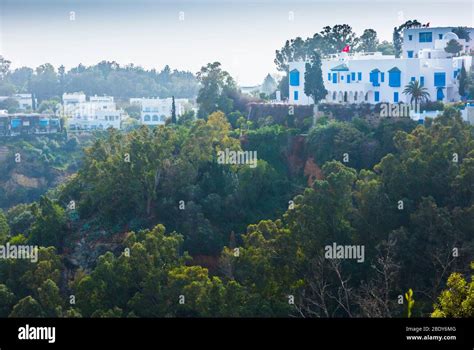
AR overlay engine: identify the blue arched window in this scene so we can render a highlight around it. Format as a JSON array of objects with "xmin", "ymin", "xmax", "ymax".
[
  {"xmin": 388, "ymin": 67, "xmax": 401, "ymax": 87},
  {"xmin": 289, "ymin": 69, "xmax": 300, "ymax": 86},
  {"xmin": 370, "ymin": 69, "xmax": 380, "ymax": 86},
  {"xmin": 144, "ymin": 115, "xmax": 151, "ymax": 121}
]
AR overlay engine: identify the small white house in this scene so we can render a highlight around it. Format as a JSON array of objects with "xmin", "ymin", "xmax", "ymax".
[
  {"xmin": 0, "ymin": 94, "xmax": 35, "ymax": 111},
  {"xmin": 130, "ymin": 97, "xmax": 190, "ymax": 125},
  {"xmin": 63, "ymin": 92, "xmax": 87, "ymax": 106}
]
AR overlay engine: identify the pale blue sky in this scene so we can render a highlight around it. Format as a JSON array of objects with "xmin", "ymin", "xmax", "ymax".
[{"xmin": 0, "ymin": 0, "xmax": 473, "ymax": 85}]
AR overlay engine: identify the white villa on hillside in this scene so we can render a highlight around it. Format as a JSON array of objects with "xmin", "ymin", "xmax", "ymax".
[
  {"xmin": 0, "ymin": 94, "xmax": 35, "ymax": 111},
  {"xmin": 63, "ymin": 93, "xmax": 123, "ymax": 130},
  {"xmin": 130, "ymin": 97, "xmax": 191, "ymax": 126},
  {"xmin": 289, "ymin": 27, "xmax": 473, "ymax": 106}
]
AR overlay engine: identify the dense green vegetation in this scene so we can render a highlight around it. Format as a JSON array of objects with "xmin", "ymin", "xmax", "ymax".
[
  {"xmin": 0, "ymin": 134, "xmax": 88, "ymax": 209},
  {"xmin": 0, "ymin": 105, "xmax": 472, "ymax": 317}
]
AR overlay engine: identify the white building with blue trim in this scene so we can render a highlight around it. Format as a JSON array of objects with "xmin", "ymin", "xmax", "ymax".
[
  {"xmin": 289, "ymin": 27, "xmax": 473, "ymax": 106},
  {"xmin": 403, "ymin": 27, "xmax": 474, "ymax": 59}
]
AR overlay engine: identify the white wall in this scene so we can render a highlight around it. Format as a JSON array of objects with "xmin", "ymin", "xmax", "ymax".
[
  {"xmin": 289, "ymin": 54, "xmax": 472, "ymax": 106},
  {"xmin": 130, "ymin": 97, "xmax": 190, "ymax": 125},
  {"xmin": 403, "ymin": 27, "xmax": 474, "ymax": 58}
]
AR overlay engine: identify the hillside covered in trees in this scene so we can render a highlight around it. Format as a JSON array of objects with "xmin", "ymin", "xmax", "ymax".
[
  {"xmin": 0, "ymin": 106, "xmax": 473, "ymax": 318},
  {"xmin": 0, "ymin": 134, "xmax": 90, "ymax": 210},
  {"xmin": 0, "ymin": 59, "xmax": 199, "ymax": 103}
]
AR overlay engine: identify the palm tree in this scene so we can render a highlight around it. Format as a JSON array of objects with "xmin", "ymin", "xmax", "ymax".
[{"xmin": 403, "ymin": 80, "xmax": 430, "ymax": 106}]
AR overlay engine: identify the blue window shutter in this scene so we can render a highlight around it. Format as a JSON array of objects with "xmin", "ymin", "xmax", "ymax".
[
  {"xmin": 438, "ymin": 34, "xmax": 443, "ymax": 39},
  {"xmin": 294, "ymin": 91, "xmax": 299, "ymax": 100},
  {"xmin": 434, "ymin": 72, "xmax": 446, "ymax": 87},
  {"xmin": 347, "ymin": 74, "xmax": 350, "ymax": 83},
  {"xmin": 407, "ymin": 51, "xmax": 414, "ymax": 58},
  {"xmin": 332, "ymin": 73, "xmax": 337, "ymax": 83},
  {"xmin": 374, "ymin": 91, "xmax": 380, "ymax": 102},
  {"xmin": 408, "ymin": 35, "xmax": 412, "ymax": 40},
  {"xmin": 388, "ymin": 68, "xmax": 401, "ymax": 87},
  {"xmin": 370, "ymin": 71, "xmax": 379, "ymax": 86},
  {"xmin": 411, "ymin": 77, "xmax": 416, "ymax": 82},
  {"xmin": 341, "ymin": 75, "xmax": 344, "ymax": 80},
  {"xmin": 289, "ymin": 69, "xmax": 300, "ymax": 86},
  {"xmin": 358, "ymin": 72, "xmax": 362, "ymax": 80},
  {"xmin": 11, "ymin": 119, "xmax": 21, "ymax": 128},
  {"xmin": 351, "ymin": 72, "xmax": 355, "ymax": 80},
  {"xmin": 394, "ymin": 92, "xmax": 399, "ymax": 103},
  {"xmin": 420, "ymin": 76, "xmax": 425, "ymax": 86},
  {"xmin": 419, "ymin": 32, "xmax": 432, "ymax": 43},
  {"xmin": 328, "ymin": 73, "xmax": 331, "ymax": 81},
  {"xmin": 381, "ymin": 72, "xmax": 385, "ymax": 82}
]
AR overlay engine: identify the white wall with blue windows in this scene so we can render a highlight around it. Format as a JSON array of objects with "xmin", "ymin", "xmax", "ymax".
[
  {"xmin": 289, "ymin": 54, "xmax": 472, "ymax": 105},
  {"xmin": 403, "ymin": 27, "xmax": 474, "ymax": 59},
  {"xmin": 289, "ymin": 27, "xmax": 473, "ymax": 106},
  {"xmin": 289, "ymin": 61, "xmax": 314, "ymax": 105}
]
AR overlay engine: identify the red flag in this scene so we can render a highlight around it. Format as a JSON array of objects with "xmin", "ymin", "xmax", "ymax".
[{"xmin": 342, "ymin": 45, "xmax": 351, "ymax": 52}]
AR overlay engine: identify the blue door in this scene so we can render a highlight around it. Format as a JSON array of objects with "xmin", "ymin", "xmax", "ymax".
[
  {"xmin": 436, "ymin": 88, "xmax": 444, "ymax": 101},
  {"xmin": 374, "ymin": 91, "xmax": 380, "ymax": 102}
]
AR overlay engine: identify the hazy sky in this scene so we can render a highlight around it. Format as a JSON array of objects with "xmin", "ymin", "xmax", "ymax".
[{"xmin": 0, "ymin": 0, "xmax": 473, "ymax": 85}]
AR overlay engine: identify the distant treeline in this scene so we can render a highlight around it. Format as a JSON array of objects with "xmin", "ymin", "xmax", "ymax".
[{"xmin": 0, "ymin": 58, "xmax": 200, "ymax": 103}]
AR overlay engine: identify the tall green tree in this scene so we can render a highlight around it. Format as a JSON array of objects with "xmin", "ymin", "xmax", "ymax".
[
  {"xmin": 277, "ymin": 75, "xmax": 289, "ymax": 99},
  {"xmin": 318, "ymin": 24, "xmax": 358, "ymax": 53},
  {"xmin": 7, "ymin": 67, "xmax": 33, "ymax": 93},
  {"xmin": 29, "ymin": 196, "xmax": 67, "ymax": 249},
  {"xmin": 377, "ymin": 41, "xmax": 396, "ymax": 55},
  {"xmin": 458, "ymin": 61, "xmax": 468, "ymax": 98},
  {"xmin": 30, "ymin": 63, "xmax": 59, "ymax": 102},
  {"xmin": 171, "ymin": 96, "xmax": 177, "ymax": 124},
  {"xmin": 358, "ymin": 29, "xmax": 379, "ymax": 52},
  {"xmin": 392, "ymin": 27, "xmax": 403, "ymax": 58},
  {"xmin": 196, "ymin": 62, "xmax": 237, "ymax": 118},
  {"xmin": 274, "ymin": 37, "xmax": 310, "ymax": 72},
  {"xmin": 304, "ymin": 53, "xmax": 328, "ymax": 105},
  {"xmin": 58, "ymin": 65, "xmax": 66, "ymax": 99}
]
